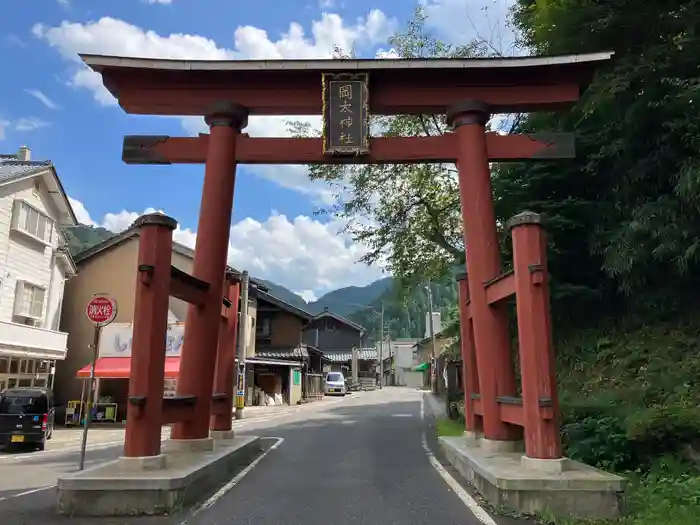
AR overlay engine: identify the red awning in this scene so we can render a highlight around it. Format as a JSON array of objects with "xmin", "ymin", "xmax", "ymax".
[{"xmin": 76, "ymin": 357, "xmax": 180, "ymax": 379}]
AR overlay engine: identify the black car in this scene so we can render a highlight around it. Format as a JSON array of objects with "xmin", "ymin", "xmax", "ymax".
[{"xmin": 0, "ymin": 387, "xmax": 55, "ymax": 451}]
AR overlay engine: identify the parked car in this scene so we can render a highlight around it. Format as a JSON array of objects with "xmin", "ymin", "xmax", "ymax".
[
  {"xmin": 324, "ymin": 372, "xmax": 347, "ymax": 396},
  {"xmin": 0, "ymin": 387, "xmax": 55, "ymax": 451}
]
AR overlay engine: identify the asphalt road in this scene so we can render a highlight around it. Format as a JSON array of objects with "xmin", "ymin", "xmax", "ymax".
[{"xmin": 0, "ymin": 388, "xmax": 498, "ymax": 525}]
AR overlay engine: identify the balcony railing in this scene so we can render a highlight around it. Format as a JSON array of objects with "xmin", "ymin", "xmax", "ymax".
[{"xmin": 0, "ymin": 320, "xmax": 68, "ymax": 360}]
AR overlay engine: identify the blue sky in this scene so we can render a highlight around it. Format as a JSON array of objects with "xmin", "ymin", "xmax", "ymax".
[{"xmin": 0, "ymin": 0, "xmax": 513, "ymax": 300}]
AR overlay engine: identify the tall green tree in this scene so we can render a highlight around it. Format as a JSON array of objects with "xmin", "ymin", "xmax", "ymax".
[
  {"xmin": 291, "ymin": 7, "xmax": 495, "ymax": 289},
  {"xmin": 502, "ymin": 0, "xmax": 700, "ymax": 320}
]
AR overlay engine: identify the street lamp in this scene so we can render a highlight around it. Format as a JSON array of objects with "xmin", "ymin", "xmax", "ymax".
[{"xmin": 424, "ymin": 282, "xmax": 437, "ymax": 393}]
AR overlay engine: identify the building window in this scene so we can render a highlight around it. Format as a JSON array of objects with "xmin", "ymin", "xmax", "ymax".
[
  {"xmin": 11, "ymin": 200, "xmax": 54, "ymax": 244},
  {"xmin": 257, "ymin": 317, "xmax": 272, "ymax": 337},
  {"xmin": 14, "ymin": 280, "xmax": 46, "ymax": 320},
  {"xmin": 36, "ymin": 360, "xmax": 51, "ymax": 374},
  {"xmin": 19, "ymin": 360, "xmax": 33, "ymax": 374}
]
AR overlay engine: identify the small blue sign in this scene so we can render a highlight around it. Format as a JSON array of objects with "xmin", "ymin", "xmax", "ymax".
[{"xmin": 33, "ymin": 415, "xmax": 39, "ymax": 422}]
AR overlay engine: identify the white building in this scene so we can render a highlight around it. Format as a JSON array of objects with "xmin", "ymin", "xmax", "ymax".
[{"xmin": 0, "ymin": 146, "xmax": 78, "ymax": 391}]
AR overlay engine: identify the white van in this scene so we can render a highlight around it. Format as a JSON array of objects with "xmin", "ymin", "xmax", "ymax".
[{"xmin": 324, "ymin": 372, "xmax": 347, "ymax": 396}]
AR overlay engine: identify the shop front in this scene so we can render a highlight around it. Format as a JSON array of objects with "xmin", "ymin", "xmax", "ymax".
[
  {"xmin": 72, "ymin": 321, "xmax": 184, "ymax": 425},
  {"xmin": 244, "ymin": 357, "xmax": 302, "ymax": 407}
]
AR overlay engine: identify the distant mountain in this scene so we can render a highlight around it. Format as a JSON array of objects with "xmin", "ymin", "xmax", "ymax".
[
  {"xmin": 62, "ymin": 225, "xmax": 455, "ymax": 339},
  {"xmin": 254, "ymin": 279, "xmax": 309, "ymax": 310},
  {"xmin": 308, "ymin": 277, "xmax": 393, "ymax": 316},
  {"xmin": 257, "ymin": 277, "xmax": 393, "ymax": 317}
]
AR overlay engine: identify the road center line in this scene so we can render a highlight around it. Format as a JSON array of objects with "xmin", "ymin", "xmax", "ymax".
[
  {"xmin": 420, "ymin": 394, "xmax": 497, "ymax": 525},
  {"xmin": 181, "ymin": 437, "xmax": 285, "ymax": 525}
]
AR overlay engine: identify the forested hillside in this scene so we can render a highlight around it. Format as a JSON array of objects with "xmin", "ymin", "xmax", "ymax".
[{"xmin": 349, "ymin": 278, "xmax": 457, "ymax": 343}]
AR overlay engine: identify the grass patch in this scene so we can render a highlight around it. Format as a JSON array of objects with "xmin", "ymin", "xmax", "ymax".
[
  {"xmin": 542, "ymin": 456, "xmax": 700, "ymax": 525},
  {"xmin": 435, "ymin": 416, "xmax": 465, "ymax": 437}
]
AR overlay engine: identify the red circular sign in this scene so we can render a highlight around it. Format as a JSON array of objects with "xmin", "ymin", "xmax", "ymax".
[{"xmin": 86, "ymin": 296, "xmax": 116, "ymax": 325}]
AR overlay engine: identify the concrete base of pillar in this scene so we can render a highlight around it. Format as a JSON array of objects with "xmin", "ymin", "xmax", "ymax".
[
  {"xmin": 163, "ymin": 437, "xmax": 214, "ymax": 453},
  {"xmin": 117, "ymin": 454, "xmax": 168, "ymax": 471},
  {"xmin": 479, "ymin": 438, "xmax": 524, "ymax": 453},
  {"xmin": 56, "ymin": 436, "xmax": 262, "ymax": 517},
  {"xmin": 235, "ymin": 408, "xmax": 244, "ymax": 419},
  {"xmin": 438, "ymin": 436, "xmax": 627, "ymax": 520},
  {"xmin": 520, "ymin": 455, "xmax": 572, "ymax": 475},
  {"xmin": 210, "ymin": 429, "xmax": 235, "ymax": 444},
  {"xmin": 464, "ymin": 430, "xmax": 482, "ymax": 442}
]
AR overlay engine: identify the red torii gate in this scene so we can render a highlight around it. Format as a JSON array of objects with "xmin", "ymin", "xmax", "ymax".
[{"xmin": 81, "ymin": 52, "xmax": 612, "ymax": 461}]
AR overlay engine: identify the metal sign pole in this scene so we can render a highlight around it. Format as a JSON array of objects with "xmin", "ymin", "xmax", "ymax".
[
  {"xmin": 235, "ymin": 271, "xmax": 249, "ymax": 419},
  {"xmin": 79, "ymin": 293, "xmax": 117, "ymax": 471},
  {"xmin": 79, "ymin": 324, "xmax": 100, "ymax": 471}
]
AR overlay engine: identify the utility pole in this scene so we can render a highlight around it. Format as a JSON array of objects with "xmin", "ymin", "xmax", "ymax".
[
  {"xmin": 378, "ymin": 301, "xmax": 385, "ymax": 389},
  {"xmin": 235, "ymin": 271, "xmax": 249, "ymax": 420},
  {"xmin": 425, "ymin": 281, "xmax": 437, "ymax": 393}
]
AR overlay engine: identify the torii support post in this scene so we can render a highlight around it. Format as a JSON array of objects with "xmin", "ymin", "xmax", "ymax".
[
  {"xmin": 210, "ymin": 277, "xmax": 241, "ymax": 433},
  {"xmin": 455, "ymin": 272, "xmax": 480, "ymax": 437},
  {"xmin": 509, "ymin": 212, "xmax": 562, "ymax": 460},
  {"xmin": 172, "ymin": 101, "xmax": 249, "ymax": 442},
  {"xmin": 124, "ymin": 213, "xmax": 177, "ymax": 458},
  {"xmin": 448, "ymin": 100, "xmax": 519, "ymax": 445}
]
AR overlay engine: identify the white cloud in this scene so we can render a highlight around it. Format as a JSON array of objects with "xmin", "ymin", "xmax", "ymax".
[
  {"xmin": 298, "ymin": 289, "xmax": 318, "ymax": 302},
  {"xmin": 68, "ymin": 197, "xmax": 385, "ymax": 297},
  {"xmin": 25, "ymin": 89, "xmax": 60, "ymax": 110},
  {"xmin": 0, "ymin": 116, "xmax": 51, "ymax": 137},
  {"xmin": 33, "ymin": 12, "xmax": 396, "ymax": 202},
  {"xmin": 32, "ymin": 11, "xmax": 396, "ymax": 107},
  {"xmin": 14, "ymin": 117, "xmax": 51, "ymax": 132},
  {"xmin": 148, "ymin": 0, "xmax": 173, "ymax": 4}
]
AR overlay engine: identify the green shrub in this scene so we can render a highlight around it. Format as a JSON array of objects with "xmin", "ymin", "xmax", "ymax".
[
  {"xmin": 562, "ymin": 412, "xmax": 635, "ymax": 471},
  {"xmin": 626, "ymin": 406, "xmax": 700, "ymax": 458}
]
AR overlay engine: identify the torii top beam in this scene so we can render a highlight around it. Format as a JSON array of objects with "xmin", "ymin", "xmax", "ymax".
[{"xmin": 80, "ymin": 52, "xmax": 614, "ymax": 117}]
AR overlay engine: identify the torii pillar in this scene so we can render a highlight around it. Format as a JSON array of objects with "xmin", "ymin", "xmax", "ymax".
[
  {"xmin": 171, "ymin": 102, "xmax": 249, "ymax": 443},
  {"xmin": 447, "ymin": 99, "xmax": 520, "ymax": 445}
]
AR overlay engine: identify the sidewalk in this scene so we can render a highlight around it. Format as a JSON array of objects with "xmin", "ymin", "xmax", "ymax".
[
  {"xmin": 423, "ymin": 391, "xmax": 447, "ymax": 419},
  {"xmin": 46, "ymin": 395, "xmax": 347, "ymax": 450}
]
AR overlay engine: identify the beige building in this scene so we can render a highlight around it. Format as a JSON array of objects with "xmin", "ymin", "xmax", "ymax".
[{"xmin": 54, "ymin": 228, "xmax": 258, "ymax": 414}]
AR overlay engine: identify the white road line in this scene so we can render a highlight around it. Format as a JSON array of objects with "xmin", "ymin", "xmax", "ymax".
[
  {"xmin": 420, "ymin": 395, "xmax": 497, "ymax": 525},
  {"xmin": 0, "ymin": 485, "xmax": 53, "ymax": 502},
  {"xmin": 181, "ymin": 437, "xmax": 284, "ymax": 525}
]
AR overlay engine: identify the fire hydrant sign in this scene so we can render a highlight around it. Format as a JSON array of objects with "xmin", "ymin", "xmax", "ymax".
[{"xmin": 86, "ymin": 295, "xmax": 117, "ymax": 326}]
